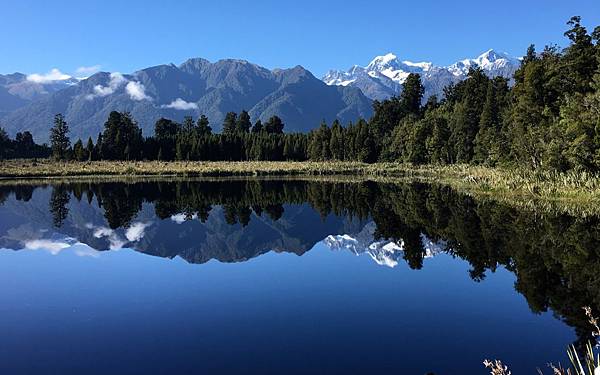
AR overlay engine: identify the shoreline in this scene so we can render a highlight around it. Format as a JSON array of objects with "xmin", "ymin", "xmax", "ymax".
[{"xmin": 1, "ymin": 160, "xmax": 599, "ymax": 216}]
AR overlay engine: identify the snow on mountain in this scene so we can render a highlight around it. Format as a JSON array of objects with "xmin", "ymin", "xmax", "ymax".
[
  {"xmin": 323, "ymin": 222, "xmax": 446, "ymax": 268},
  {"xmin": 322, "ymin": 49, "xmax": 521, "ymax": 100},
  {"xmin": 447, "ymin": 49, "xmax": 521, "ymax": 77}
]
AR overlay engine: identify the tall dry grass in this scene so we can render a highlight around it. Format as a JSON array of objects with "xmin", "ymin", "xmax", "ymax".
[{"xmin": 1, "ymin": 160, "xmax": 599, "ymax": 216}]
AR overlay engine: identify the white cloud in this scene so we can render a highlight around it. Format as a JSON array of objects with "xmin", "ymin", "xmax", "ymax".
[
  {"xmin": 26, "ymin": 68, "xmax": 72, "ymax": 84},
  {"xmin": 85, "ymin": 72, "xmax": 126, "ymax": 100},
  {"xmin": 92, "ymin": 226, "xmax": 126, "ymax": 250},
  {"xmin": 125, "ymin": 222, "xmax": 151, "ymax": 242},
  {"xmin": 87, "ymin": 221, "xmax": 151, "ymax": 249},
  {"xmin": 24, "ymin": 239, "xmax": 70, "ymax": 254},
  {"xmin": 23, "ymin": 238, "xmax": 100, "ymax": 257},
  {"xmin": 162, "ymin": 98, "xmax": 198, "ymax": 110},
  {"xmin": 126, "ymin": 81, "xmax": 151, "ymax": 101},
  {"xmin": 75, "ymin": 65, "xmax": 101, "ymax": 75},
  {"xmin": 170, "ymin": 213, "xmax": 197, "ymax": 224}
]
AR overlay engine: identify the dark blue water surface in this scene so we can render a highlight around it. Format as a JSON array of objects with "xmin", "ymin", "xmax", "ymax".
[{"xmin": 0, "ymin": 179, "xmax": 595, "ymax": 374}]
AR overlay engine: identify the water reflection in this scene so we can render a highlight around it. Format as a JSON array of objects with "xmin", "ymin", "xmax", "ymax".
[{"xmin": 0, "ymin": 178, "xmax": 599, "ymax": 349}]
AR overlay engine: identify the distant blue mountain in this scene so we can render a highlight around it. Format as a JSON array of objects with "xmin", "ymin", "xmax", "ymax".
[{"xmin": 0, "ymin": 58, "xmax": 373, "ymax": 142}]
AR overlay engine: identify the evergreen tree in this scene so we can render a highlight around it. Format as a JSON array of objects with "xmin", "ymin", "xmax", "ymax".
[
  {"xmin": 401, "ymin": 73, "xmax": 425, "ymax": 116},
  {"xmin": 264, "ymin": 116, "xmax": 284, "ymax": 134},
  {"xmin": 101, "ymin": 111, "xmax": 143, "ymax": 160},
  {"xmin": 197, "ymin": 115, "xmax": 212, "ymax": 136},
  {"xmin": 14, "ymin": 131, "xmax": 35, "ymax": 158},
  {"xmin": 86, "ymin": 137, "xmax": 94, "ymax": 161},
  {"xmin": 562, "ymin": 16, "xmax": 598, "ymax": 94},
  {"xmin": 473, "ymin": 83, "xmax": 499, "ymax": 164},
  {"xmin": 154, "ymin": 118, "xmax": 180, "ymax": 161},
  {"xmin": 448, "ymin": 68, "xmax": 489, "ymax": 163},
  {"xmin": 251, "ymin": 120, "xmax": 263, "ymax": 133},
  {"xmin": 406, "ymin": 119, "xmax": 430, "ymax": 164},
  {"xmin": 308, "ymin": 121, "xmax": 329, "ymax": 160},
  {"xmin": 0, "ymin": 127, "xmax": 11, "ymax": 160},
  {"xmin": 73, "ymin": 139, "xmax": 86, "ymax": 161},
  {"xmin": 425, "ymin": 111, "xmax": 451, "ymax": 164},
  {"xmin": 329, "ymin": 120, "xmax": 344, "ymax": 160},
  {"xmin": 355, "ymin": 119, "xmax": 376, "ymax": 163},
  {"xmin": 49, "ymin": 114, "xmax": 70, "ymax": 160},
  {"xmin": 95, "ymin": 133, "xmax": 103, "ymax": 160},
  {"xmin": 222, "ymin": 112, "xmax": 238, "ymax": 135},
  {"xmin": 236, "ymin": 110, "xmax": 252, "ymax": 133}
]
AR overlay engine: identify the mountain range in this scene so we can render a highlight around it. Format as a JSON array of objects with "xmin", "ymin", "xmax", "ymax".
[
  {"xmin": 323, "ymin": 221, "xmax": 445, "ymax": 268},
  {"xmin": 323, "ymin": 49, "xmax": 521, "ymax": 100},
  {"xmin": 0, "ymin": 50, "xmax": 520, "ymax": 142},
  {"xmin": 0, "ymin": 60, "xmax": 373, "ymax": 142},
  {"xmin": 0, "ymin": 184, "xmax": 447, "ymax": 268}
]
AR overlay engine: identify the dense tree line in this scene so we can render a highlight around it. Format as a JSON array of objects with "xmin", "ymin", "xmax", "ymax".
[
  {"xmin": 0, "ymin": 127, "xmax": 50, "ymax": 160},
  {"xmin": 306, "ymin": 17, "xmax": 600, "ymax": 171},
  {"xmin": 43, "ymin": 110, "xmax": 310, "ymax": 162},
  {"xmin": 373, "ymin": 16, "xmax": 600, "ymax": 171},
  {"xmin": 1, "ymin": 17, "xmax": 598, "ymax": 171}
]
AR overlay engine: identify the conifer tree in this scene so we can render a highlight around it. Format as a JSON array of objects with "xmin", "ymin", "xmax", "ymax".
[
  {"xmin": 86, "ymin": 137, "xmax": 94, "ymax": 161},
  {"xmin": 251, "ymin": 120, "xmax": 263, "ymax": 133},
  {"xmin": 236, "ymin": 110, "xmax": 252, "ymax": 133},
  {"xmin": 222, "ymin": 112, "xmax": 238, "ymax": 135},
  {"xmin": 49, "ymin": 114, "xmax": 70, "ymax": 160},
  {"xmin": 265, "ymin": 116, "xmax": 284, "ymax": 134},
  {"xmin": 329, "ymin": 120, "xmax": 344, "ymax": 160},
  {"xmin": 401, "ymin": 73, "xmax": 425, "ymax": 116},
  {"xmin": 0, "ymin": 127, "xmax": 10, "ymax": 160},
  {"xmin": 73, "ymin": 139, "xmax": 86, "ymax": 161},
  {"xmin": 197, "ymin": 115, "xmax": 212, "ymax": 136}
]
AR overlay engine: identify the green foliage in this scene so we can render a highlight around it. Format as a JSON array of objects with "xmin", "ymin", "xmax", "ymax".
[
  {"xmin": 264, "ymin": 116, "xmax": 284, "ymax": 134},
  {"xmin": 100, "ymin": 111, "xmax": 144, "ymax": 160},
  {"xmin": 4, "ymin": 17, "xmax": 600, "ymax": 171},
  {"xmin": 50, "ymin": 114, "xmax": 70, "ymax": 160},
  {"xmin": 370, "ymin": 17, "xmax": 600, "ymax": 172},
  {"xmin": 400, "ymin": 73, "xmax": 425, "ymax": 116},
  {"xmin": 86, "ymin": 137, "xmax": 94, "ymax": 161},
  {"xmin": 0, "ymin": 127, "xmax": 11, "ymax": 160},
  {"xmin": 73, "ymin": 139, "xmax": 86, "ymax": 161},
  {"xmin": 251, "ymin": 120, "xmax": 263, "ymax": 133},
  {"xmin": 308, "ymin": 121, "xmax": 331, "ymax": 160},
  {"xmin": 425, "ymin": 110, "xmax": 451, "ymax": 164},
  {"xmin": 222, "ymin": 112, "xmax": 237, "ymax": 135},
  {"xmin": 236, "ymin": 110, "xmax": 252, "ymax": 133}
]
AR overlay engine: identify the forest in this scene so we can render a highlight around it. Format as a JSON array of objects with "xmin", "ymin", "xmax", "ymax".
[{"xmin": 1, "ymin": 17, "xmax": 599, "ymax": 173}]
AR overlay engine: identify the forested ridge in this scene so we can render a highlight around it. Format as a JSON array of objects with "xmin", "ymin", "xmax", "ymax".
[{"xmin": 1, "ymin": 17, "xmax": 599, "ymax": 173}]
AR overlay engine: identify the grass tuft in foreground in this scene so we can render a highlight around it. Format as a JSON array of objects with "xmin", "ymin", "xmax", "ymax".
[{"xmin": 485, "ymin": 307, "xmax": 600, "ymax": 375}]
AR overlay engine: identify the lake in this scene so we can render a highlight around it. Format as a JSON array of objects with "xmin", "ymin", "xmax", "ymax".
[{"xmin": 0, "ymin": 178, "xmax": 597, "ymax": 374}]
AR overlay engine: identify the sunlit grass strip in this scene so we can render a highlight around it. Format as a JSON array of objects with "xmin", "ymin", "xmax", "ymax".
[{"xmin": 1, "ymin": 160, "xmax": 599, "ymax": 216}]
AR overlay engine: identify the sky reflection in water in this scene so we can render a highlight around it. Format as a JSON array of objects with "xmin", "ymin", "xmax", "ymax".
[{"xmin": 0, "ymin": 179, "xmax": 591, "ymax": 374}]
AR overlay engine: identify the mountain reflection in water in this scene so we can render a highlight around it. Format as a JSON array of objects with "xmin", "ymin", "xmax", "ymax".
[{"xmin": 0, "ymin": 178, "xmax": 599, "ymax": 373}]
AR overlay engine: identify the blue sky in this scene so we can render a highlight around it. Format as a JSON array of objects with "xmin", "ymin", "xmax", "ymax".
[{"xmin": 1, "ymin": 0, "xmax": 598, "ymax": 78}]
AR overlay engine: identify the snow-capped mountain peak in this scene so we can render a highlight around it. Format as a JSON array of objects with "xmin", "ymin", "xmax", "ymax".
[
  {"xmin": 366, "ymin": 53, "xmax": 400, "ymax": 71},
  {"xmin": 448, "ymin": 49, "xmax": 520, "ymax": 77},
  {"xmin": 322, "ymin": 49, "xmax": 521, "ymax": 101},
  {"xmin": 322, "ymin": 222, "xmax": 446, "ymax": 268}
]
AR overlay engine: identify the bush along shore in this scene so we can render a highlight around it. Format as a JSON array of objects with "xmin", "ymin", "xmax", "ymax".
[{"xmin": 1, "ymin": 160, "xmax": 600, "ymax": 216}]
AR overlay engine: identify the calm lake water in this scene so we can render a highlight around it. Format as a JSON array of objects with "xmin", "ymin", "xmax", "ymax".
[{"xmin": 0, "ymin": 178, "xmax": 597, "ymax": 374}]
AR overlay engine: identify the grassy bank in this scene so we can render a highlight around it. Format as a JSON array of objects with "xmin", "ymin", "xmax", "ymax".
[{"xmin": 1, "ymin": 159, "xmax": 599, "ymax": 215}]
